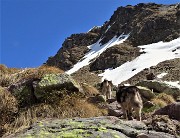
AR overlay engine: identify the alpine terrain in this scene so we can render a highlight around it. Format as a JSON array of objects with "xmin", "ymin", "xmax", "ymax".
[{"xmin": 1, "ymin": 3, "xmax": 180, "ymax": 138}]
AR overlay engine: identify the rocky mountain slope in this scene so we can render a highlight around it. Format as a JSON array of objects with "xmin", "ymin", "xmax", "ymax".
[
  {"xmin": 46, "ymin": 3, "xmax": 180, "ymax": 74},
  {"xmin": 1, "ymin": 3, "xmax": 180, "ymax": 138}
]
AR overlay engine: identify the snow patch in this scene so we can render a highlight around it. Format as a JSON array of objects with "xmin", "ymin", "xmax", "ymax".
[
  {"xmin": 104, "ymin": 22, "xmax": 116, "ymax": 33},
  {"xmin": 66, "ymin": 34, "xmax": 129, "ymax": 74},
  {"xmin": 157, "ymin": 73, "xmax": 168, "ymax": 79},
  {"xmin": 87, "ymin": 26, "xmax": 101, "ymax": 32},
  {"xmin": 99, "ymin": 38, "xmax": 180, "ymax": 86},
  {"xmin": 164, "ymin": 81, "xmax": 180, "ymax": 89}
]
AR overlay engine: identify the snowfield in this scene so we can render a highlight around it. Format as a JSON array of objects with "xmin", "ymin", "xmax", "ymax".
[
  {"xmin": 66, "ymin": 35, "xmax": 180, "ymax": 88},
  {"xmin": 66, "ymin": 34, "xmax": 129, "ymax": 74},
  {"xmin": 99, "ymin": 37, "xmax": 180, "ymax": 86}
]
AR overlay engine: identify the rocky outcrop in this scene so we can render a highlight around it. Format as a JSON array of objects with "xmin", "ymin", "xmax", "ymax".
[
  {"xmin": 90, "ymin": 43, "xmax": 140, "ymax": 71},
  {"xmin": 153, "ymin": 102, "xmax": 180, "ymax": 121},
  {"xmin": 106, "ymin": 3, "xmax": 180, "ymax": 46},
  {"xmin": 136, "ymin": 80, "xmax": 180, "ymax": 99},
  {"xmin": 46, "ymin": 3, "xmax": 180, "ymax": 72},
  {"xmin": 46, "ymin": 33, "xmax": 101, "ymax": 71},
  {"xmin": 8, "ymin": 73, "xmax": 83, "ymax": 106},
  {"xmin": 34, "ymin": 73, "xmax": 83, "ymax": 100},
  {"xmin": 6, "ymin": 116, "xmax": 178, "ymax": 138},
  {"xmin": 147, "ymin": 115, "xmax": 180, "ymax": 136},
  {"xmin": 122, "ymin": 58, "xmax": 180, "ymax": 85}
]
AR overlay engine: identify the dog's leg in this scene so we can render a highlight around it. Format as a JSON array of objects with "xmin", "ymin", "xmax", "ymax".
[
  {"xmin": 121, "ymin": 106, "xmax": 128, "ymax": 120},
  {"xmin": 134, "ymin": 107, "xmax": 142, "ymax": 121},
  {"xmin": 106, "ymin": 91, "xmax": 109, "ymax": 100},
  {"xmin": 127, "ymin": 107, "xmax": 133, "ymax": 120}
]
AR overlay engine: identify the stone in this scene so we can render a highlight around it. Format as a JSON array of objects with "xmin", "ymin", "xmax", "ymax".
[
  {"xmin": 153, "ymin": 102, "xmax": 180, "ymax": 121},
  {"xmin": 136, "ymin": 80, "xmax": 180, "ymax": 99},
  {"xmin": 46, "ymin": 3, "xmax": 180, "ymax": 72},
  {"xmin": 107, "ymin": 101, "xmax": 122, "ymax": 117},
  {"xmin": 6, "ymin": 116, "xmax": 178, "ymax": 138},
  {"xmin": 34, "ymin": 73, "xmax": 83, "ymax": 100}
]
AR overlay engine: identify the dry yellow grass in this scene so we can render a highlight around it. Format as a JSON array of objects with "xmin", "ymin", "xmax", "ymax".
[
  {"xmin": 155, "ymin": 93, "xmax": 175, "ymax": 104},
  {"xmin": 81, "ymin": 83, "xmax": 100, "ymax": 97},
  {"xmin": 0, "ymin": 64, "xmax": 20, "ymax": 74},
  {"xmin": 0, "ymin": 65, "xmax": 64, "ymax": 87},
  {"xmin": 4, "ymin": 94, "xmax": 107, "ymax": 135},
  {"xmin": 0, "ymin": 87, "xmax": 18, "ymax": 136},
  {"xmin": 151, "ymin": 93, "xmax": 175, "ymax": 109},
  {"xmin": 151, "ymin": 98, "xmax": 167, "ymax": 108},
  {"xmin": 1, "ymin": 65, "xmax": 107, "ymax": 136}
]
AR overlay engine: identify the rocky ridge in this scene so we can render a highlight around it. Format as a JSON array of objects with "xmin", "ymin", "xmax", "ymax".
[{"xmin": 46, "ymin": 3, "xmax": 180, "ymax": 72}]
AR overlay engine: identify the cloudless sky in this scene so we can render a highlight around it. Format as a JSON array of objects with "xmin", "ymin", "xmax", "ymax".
[{"xmin": 1, "ymin": 0, "xmax": 179, "ymax": 68}]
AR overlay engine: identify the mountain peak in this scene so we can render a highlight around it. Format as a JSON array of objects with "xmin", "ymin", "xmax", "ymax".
[{"xmin": 46, "ymin": 3, "xmax": 180, "ymax": 84}]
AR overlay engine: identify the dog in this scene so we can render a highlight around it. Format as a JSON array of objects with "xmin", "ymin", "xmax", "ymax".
[
  {"xmin": 100, "ymin": 79, "xmax": 113, "ymax": 101},
  {"xmin": 116, "ymin": 85, "xmax": 143, "ymax": 121}
]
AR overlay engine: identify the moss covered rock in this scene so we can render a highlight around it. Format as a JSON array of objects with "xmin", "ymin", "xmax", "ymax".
[
  {"xmin": 7, "ymin": 116, "xmax": 178, "ymax": 138},
  {"xmin": 34, "ymin": 73, "xmax": 83, "ymax": 100}
]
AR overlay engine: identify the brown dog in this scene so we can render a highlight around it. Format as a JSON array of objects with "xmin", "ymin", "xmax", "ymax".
[
  {"xmin": 101, "ymin": 79, "xmax": 113, "ymax": 101},
  {"xmin": 116, "ymin": 86, "xmax": 143, "ymax": 121}
]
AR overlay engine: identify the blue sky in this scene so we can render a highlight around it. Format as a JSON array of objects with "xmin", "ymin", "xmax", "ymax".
[{"xmin": 1, "ymin": 0, "xmax": 179, "ymax": 68}]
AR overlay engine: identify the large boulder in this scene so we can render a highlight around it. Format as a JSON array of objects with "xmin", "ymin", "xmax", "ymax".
[
  {"xmin": 145, "ymin": 115, "xmax": 180, "ymax": 136},
  {"xmin": 34, "ymin": 73, "xmax": 83, "ymax": 100},
  {"xmin": 136, "ymin": 80, "xmax": 180, "ymax": 99},
  {"xmin": 8, "ymin": 73, "xmax": 84, "ymax": 105},
  {"xmin": 107, "ymin": 101, "xmax": 122, "ymax": 117},
  {"xmin": 153, "ymin": 102, "xmax": 180, "ymax": 121},
  {"xmin": 6, "ymin": 116, "xmax": 178, "ymax": 138}
]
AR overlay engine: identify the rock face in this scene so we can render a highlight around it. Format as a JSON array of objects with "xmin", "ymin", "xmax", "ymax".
[
  {"xmin": 153, "ymin": 102, "xmax": 180, "ymax": 121},
  {"xmin": 7, "ymin": 116, "xmax": 178, "ymax": 138},
  {"xmin": 46, "ymin": 3, "xmax": 180, "ymax": 72},
  {"xmin": 46, "ymin": 32, "xmax": 101, "ymax": 71},
  {"xmin": 90, "ymin": 43, "xmax": 140, "ymax": 71}
]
